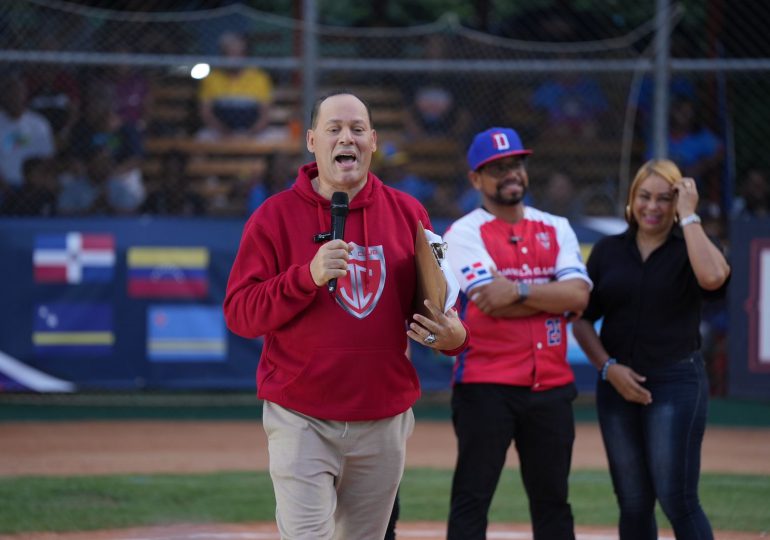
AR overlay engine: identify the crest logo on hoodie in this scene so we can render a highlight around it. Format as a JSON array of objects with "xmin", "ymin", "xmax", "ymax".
[{"xmin": 335, "ymin": 243, "xmax": 385, "ymax": 319}]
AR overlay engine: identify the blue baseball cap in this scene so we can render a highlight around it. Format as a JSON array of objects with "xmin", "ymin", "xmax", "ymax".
[{"xmin": 467, "ymin": 127, "xmax": 533, "ymax": 171}]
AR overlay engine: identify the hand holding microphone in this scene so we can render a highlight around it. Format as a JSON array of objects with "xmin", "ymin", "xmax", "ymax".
[
  {"xmin": 309, "ymin": 192, "xmax": 350, "ymax": 291},
  {"xmin": 327, "ymin": 192, "xmax": 349, "ymax": 293}
]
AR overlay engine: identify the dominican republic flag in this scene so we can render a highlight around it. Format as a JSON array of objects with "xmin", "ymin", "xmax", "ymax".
[
  {"xmin": 461, "ymin": 261, "xmax": 488, "ymax": 282},
  {"xmin": 147, "ymin": 305, "xmax": 226, "ymax": 362},
  {"xmin": 127, "ymin": 247, "xmax": 209, "ymax": 298},
  {"xmin": 32, "ymin": 303, "xmax": 114, "ymax": 356},
  {"xmin": 33, "ymin": 232, "xmax": 115, "ymax": 284}
]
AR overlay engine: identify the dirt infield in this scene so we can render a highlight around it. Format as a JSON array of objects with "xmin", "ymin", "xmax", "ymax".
[
  {"xmin": 2, "ymin": 420, "xmax": 769, "ymax": 476},
  {"xmin": 1, "ymin": 420, "xmax": 768, "ymax": 539}
]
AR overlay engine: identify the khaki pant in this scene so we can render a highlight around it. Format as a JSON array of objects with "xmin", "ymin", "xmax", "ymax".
[{"xmin": 263, "ymin": 401, "xmax": 414, "ymax": 540}]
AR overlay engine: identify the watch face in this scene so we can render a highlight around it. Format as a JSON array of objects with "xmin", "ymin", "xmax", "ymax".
[
  {"xmin": 680, "ymin": 214, "xmax": 701, "ymax": 227},
  {"xmin": 517, "ymin": 281, "xmax": 529, "ymax": 302}
]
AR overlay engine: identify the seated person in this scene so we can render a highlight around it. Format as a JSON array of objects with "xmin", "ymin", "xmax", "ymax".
[
  {"xmin": 376, "ymin": 142, "xmax": 436, "ymax": 204},
  {"xmin": 537, "ymin": 171, "xmax": 583, "ymax": 221},
  {"xmin": 141, "ymin": 150, "xmax": 206, "ymax": 216},
  {"xmin": 57, "ymin": 152, "xmax": 99, "ymax": 215},
  {"xmin": 731, "ymin": 167, "xmax": 770, "ymax": 220},
  {"xmin": 67, "ymin": 84, "xmax": 145, "ymax": 214},
  {"xmin": 531, "ymin": 72, "xmax": 609, "ymax": 140},
  {"xmin": 197, "ymin": 31, "xmax": 276, "ymax": 140},
  {"xmin": 404, "ymin": 82, "xmax": 471, "ymax": 140},
  {"xmin": 0, "ymin": 73, "xmax": 55, "ymax": 195},
  {"xmin": 26, "ymin": 65, "xmax": 81, "ymax": 150},
  {"xmin": 0, "ymin": 157, "xmax": 57, "ymax": 216},
  {"xmin": 645, "ymin": 97, "xmax": 724, "ymax": 204}
]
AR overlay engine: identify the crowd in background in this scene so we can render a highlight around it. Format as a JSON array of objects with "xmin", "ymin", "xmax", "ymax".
[
  {"xmin": 0, "ymin": 20, "xmax": 768, "ymax": 229},
  {"xmin": 0, "ymin": 3, "xmax": 766, "ymax": 404}
]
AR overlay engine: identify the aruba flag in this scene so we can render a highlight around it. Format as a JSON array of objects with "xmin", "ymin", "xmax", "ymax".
[
  {"xmin": 147, "ymin": 305, "xmax": 226, "ymax": 362},
  {"xmin": 127, "ymin": 247, "xmax": 209, "ymax": 298},
  {"xmin": 33, "ymin": 232, "xmax": 115, "ymax": 283},
  {"xmin": 33, "ymin": 303, "xmax": 114, "ymax": 356}
]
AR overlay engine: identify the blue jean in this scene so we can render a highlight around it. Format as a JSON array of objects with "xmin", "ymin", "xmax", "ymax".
[{"xmin": 596, "ymin": 354, "xmax": 713, "ymax": 540}]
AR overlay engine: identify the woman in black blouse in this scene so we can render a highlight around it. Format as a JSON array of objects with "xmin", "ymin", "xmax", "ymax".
[{"xmin": 573, "ymin": 159, "xmax": 730, "ymax": 540}]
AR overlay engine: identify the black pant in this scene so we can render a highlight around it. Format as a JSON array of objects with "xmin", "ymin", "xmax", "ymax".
[{"xmin": 447, "ymin": 383, "xmax": 577, "ymax": 540}]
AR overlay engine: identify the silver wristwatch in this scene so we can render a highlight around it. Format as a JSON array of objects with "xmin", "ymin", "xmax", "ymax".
[
  {"xmin": 679, "ymin": 214, "xmax": 701, "ymax": 227},
  {"xmin": 515, "ymin": 281, "xmax": 530, "ymax": 304}
]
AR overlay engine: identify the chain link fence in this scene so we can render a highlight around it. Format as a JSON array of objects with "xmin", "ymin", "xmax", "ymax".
[{"xmin": 0, "ymin": 0, "xmax": 767, "ymax": 234}]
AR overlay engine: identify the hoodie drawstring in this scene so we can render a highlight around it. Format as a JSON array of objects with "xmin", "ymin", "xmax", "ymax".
[{"xmin": 363, "ymin": 207, "xmax": 370, "ymax": 288}]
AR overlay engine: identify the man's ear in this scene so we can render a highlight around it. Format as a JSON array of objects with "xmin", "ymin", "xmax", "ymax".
[
  {"xmin": 468, "ymin": 170, "xmax": 482, "ymax": 190},
  {"xmin": 306, "ymin": 129, "xmax": 315, "ymax": 153}
]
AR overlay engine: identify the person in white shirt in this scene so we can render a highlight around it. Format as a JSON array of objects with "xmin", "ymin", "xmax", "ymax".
[{"xmin": 0, "ymin": 74, "xmax": 55, "ymax": 192}]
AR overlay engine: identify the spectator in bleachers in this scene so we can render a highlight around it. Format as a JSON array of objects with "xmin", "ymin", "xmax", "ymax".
[
  {"xmin": 68, "ymin": 84, "xmax": 146, "ymax": 214},
  {"xmin": 26, "ymin": 67, "xmax": 81, "ymax": 152},
  {"xmin": 376, "ymin": 141, "xmax": 436, "ymax": 205},
  {"xmin": 244, "ymin": 152, "xmax": 304, "ymax": 215},
  {"xmin": 107, "ymin": 42, "xmax": 152, "ymax": 133},
  {"xmin": 538, "ymin": 171, "xmax": 584, "ymax": 221},
  {"xmin": 404, "ymin": 82, "xmax": 471, "ymax": 142},
  {"xmin": 25, "ymin": 34, "xmax": 81, "ymax": 150},
  {"xmin": 635, "ymin": 74, "xmax": 696, "ymax": 139},
  {"xmin": 0, "ymin": 157, "xmax": 57, "ymax": 216},
  {"xmin": 141, "ymin": 150, "xmax": 206, "ymax": 216},
  {"xmin": 531, "ymin": 71, "xmax": 610, "ymax": 141},
  {"xmin": 402, "ymin": 34, "xmax": 471, "ymax": 141},
  {"xmin": 57, "ymin": 151, "xmax": 102, "ymax": 215},
  {"xmin": 647, "ymin": 97, "xmax": 724, "ymax": 206},
  {"xmin": 197, "ymin": 31, "xmax": 278, "ymax": 141},
  {"xmin": 0, "ymin": 73, "xmax": 55, "ymax": 203},
  {"xmin": 731, "ymin": 167, "xmax": 770, "ymax": 220}
]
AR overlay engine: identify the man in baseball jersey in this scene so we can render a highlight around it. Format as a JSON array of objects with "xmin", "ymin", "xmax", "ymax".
[{"xmin": 443, "ymin": 127, "xmax": 592, "ymax": 540}]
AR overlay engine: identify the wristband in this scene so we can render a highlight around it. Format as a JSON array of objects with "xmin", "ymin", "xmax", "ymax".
[
  {"xmin": 601, "ymin": 358, "xmax": 617, "ymax": 381},
  {"xmin": 515, "ymin": 281, "xmax": 530, "ymax": 304},
  {"xmin": 679, "ymin": 214, "xmax": 701, "ymax": 227}
]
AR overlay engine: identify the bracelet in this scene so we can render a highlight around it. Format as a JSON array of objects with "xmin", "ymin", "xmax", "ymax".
[
  {"xmin": 679, "ymin": 214, "xmax": 701, "ymax": 227},
  {"xmin": 601, "ymin": 358, "xmax": 617, "ymax": 381}
]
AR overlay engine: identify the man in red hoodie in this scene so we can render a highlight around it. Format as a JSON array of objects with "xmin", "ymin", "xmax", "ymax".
[{"xmin": 224, "ymin": 92, "xmax": 468, "ymax": 539}]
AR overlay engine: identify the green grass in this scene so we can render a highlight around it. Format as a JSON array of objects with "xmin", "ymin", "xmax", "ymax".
[{"xmin": 1, "ymin": 469, "xmax": 768, "ymax": 534}]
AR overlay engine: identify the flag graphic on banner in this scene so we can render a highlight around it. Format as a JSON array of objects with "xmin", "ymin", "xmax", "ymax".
[
  {"xmin": 33, "ymin": 233, "xmax": 115, "ymax": 283},
  {"xmin": 147, "ymin": 305, "xmax": 226, "ymax": 361},
  {"xmin": 127, "ymin": 247, "xmax": 209, "ymax": 298},
  {"xmin": 33, "ymin": 303, "xmax": 114, "ymax": 356}
]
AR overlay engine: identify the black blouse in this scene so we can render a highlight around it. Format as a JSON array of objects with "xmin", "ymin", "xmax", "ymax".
[{"xmin": 582, "ymin": 226, "xmax": 728, "ymax": 372}]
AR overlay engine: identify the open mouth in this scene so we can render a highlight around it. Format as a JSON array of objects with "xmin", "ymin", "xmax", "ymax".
[{"xmin": 335, "ymin": 153, "xmax": 357, "ymax": 166}]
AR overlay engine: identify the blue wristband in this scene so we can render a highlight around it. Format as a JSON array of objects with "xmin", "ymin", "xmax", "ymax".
[{"xmin": 601, "ymin": 358, "xmax": 617, "ymax": 381}]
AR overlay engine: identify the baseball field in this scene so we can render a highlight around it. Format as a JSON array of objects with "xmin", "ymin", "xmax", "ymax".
[{"xmin": 1, "ymin": 394, "xmax": 769, "ymax": 539}]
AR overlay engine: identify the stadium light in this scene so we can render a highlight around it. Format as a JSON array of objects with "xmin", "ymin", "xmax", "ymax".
[{"xmin": 191, "ymin": 63, "xmax": 210, "ymax": 79}]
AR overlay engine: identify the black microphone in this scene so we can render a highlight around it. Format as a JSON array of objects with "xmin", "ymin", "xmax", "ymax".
[{"xmin": 327, "ymin": 191, "xmax": 349, "ymax": 293}]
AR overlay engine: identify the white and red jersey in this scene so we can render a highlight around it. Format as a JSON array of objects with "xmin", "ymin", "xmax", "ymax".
[{"xmin": 444, "ymin": 206, "xmax": 592, "ymax": 390}]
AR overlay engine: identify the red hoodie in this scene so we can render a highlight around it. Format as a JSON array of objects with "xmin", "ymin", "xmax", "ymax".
[{"xmin": 224, "ymin": 163, "xmax": 466, "ymax": 421}]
